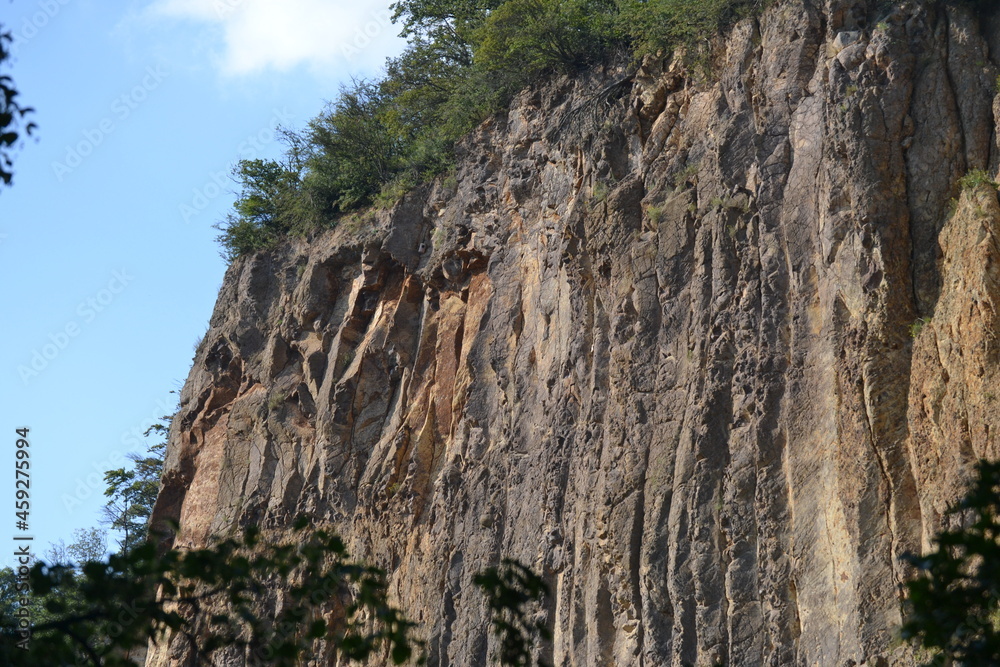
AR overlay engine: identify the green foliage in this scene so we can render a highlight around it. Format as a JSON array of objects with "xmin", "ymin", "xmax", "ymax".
[
  {"xmin": 46, "ymin": 528, "xmax": 108, "ymax": 565},
  {"xmin": 0, "ymin": 566, "xmax": 29, "ymax": 620},
  {"xmin": 909, "ymin": 317, "xmax": 930, "ymax": 338},
  {"xmin": 214, "ymin": 157, "xmax": 306, "ymax": 260},
  {"xmin": 2, "ymin": 530, "xmax": 112, "ymax": 652},
  {"xmin": 215, "ymin": 0, "xmax": 771, "ymax": 261},
  {"xmin": 0, "ymin": 521, "xmax": 556, "ymax": 666},
  {"xmin": 303, "ymin": 80, "xmax": 404, "ymax": 213},
  {"xmin": 592, "ymin": 179, "xmax": 610, "ymax": 203},
  {"xmin": 617, "ymin": 0, "xmax": 764, "ymax": 61},
  {"xmin": 673, "ymin": 160, "xmax": 701, "ymax": 189},
  {"xmin": 474, "ymin": 0, "xmax": 616, "ymax": 77},
  {"xmin": 390, "ymin": 0, "xmax": 495, "ymax": 63},
  {"xmin": 0, "ymin": 521, "xmax": 423, "ymax": 666},
  {"xmin": 214, "ymin": 213, "xmax": 273, "ymax": 260},
  {"xmin": 903, "ymin": 460, "xmax": 1000, "ymax": 665},
  {"xmin": 375, "ymin": 173, "xmax": 419, "ymax": 210},
  {"xmin": 268, "ymin": 390, "xmax": 286, "ymax": 411},
  {"xmin": 216, "ymin": 80, "xmax": 413, "ymax": 259},
  {"xmin": 379, "ymin": 36, "xmax": 482, "ymax": 168},
  {"xmin": 958, "ymin": 168, "xmax": 999, "ymax": 192},
  {"xmin": 474, "ymin": 559, "xmax": 551, "ymax": 666},
  {"xmin": 0, "ymin": 23, "xmax": 37, "ymax": 188},
  {"xmin": 0, "ymin": 566, "xmax": 52, "ymax": 644},
  {"xmin": 103, "ymin": 412, "xmax": 171, "ymax": 555},
  {"xmin": 103, "ymin": 440, "xmax": 165, "ymax": 555}
]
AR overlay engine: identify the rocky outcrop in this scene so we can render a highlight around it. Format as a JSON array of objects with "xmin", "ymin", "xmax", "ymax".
[{"xmin": 148, "ymin": 1, "xmax": 1000, "ymax": 665}]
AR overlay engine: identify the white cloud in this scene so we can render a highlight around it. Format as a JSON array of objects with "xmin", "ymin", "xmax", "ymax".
[{"xmin": 145, "ymin": 0, "xmax": 404, "ymax": 76}]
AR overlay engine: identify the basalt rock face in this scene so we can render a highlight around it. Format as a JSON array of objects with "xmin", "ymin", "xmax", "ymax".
[{"xmin": 148, "ymin": 1, "xmax": 1000, "ymax": 665}]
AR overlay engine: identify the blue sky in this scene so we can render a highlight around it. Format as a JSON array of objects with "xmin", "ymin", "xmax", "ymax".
[{"xmin": 1, "ymin": 0, "xmax": 404, "ymax": 566}]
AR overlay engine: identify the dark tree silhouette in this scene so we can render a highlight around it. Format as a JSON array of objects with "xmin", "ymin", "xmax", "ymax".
[
  {"xmin": 0, "ymin": 15, "xmax": 36, "ymax": 188},
  {"xmin": 903, "ymin": 460, "xmax": 1000, "ymax": 665}
]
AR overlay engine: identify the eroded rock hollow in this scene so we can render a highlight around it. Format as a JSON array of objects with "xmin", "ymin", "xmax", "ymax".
[{"xmin": 148, "ymin": 1, "xmax": 1000, "ymax": 664}]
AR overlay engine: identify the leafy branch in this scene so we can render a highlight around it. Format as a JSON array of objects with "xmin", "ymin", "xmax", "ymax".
[
  {"xmin": 0, "ymin": 24, "xmax": 35, "ymax": 188},
  {"xmin": 474, "ymin": 558, "xmax": 551, "ymax": 667}
]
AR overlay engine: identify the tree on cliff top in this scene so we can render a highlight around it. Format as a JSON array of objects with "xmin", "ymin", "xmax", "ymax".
[
  {"xmin": 102, "ymin": 441, "xmax": 165, "ymax": 555},
  {"xmin": 214, "ymin": 0, "xmax": 770, "ymax": 260}
]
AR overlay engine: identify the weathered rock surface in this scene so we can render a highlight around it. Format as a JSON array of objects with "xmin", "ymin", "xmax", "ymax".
[{"xmin": 148, "ymin": 1, "xmax": 1000, "ymax": 665}]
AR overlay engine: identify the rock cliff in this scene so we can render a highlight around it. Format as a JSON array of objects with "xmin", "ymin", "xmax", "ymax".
[{"xmin": 148, "ymin": 1, "xmax": 1000, "ymax": 664}]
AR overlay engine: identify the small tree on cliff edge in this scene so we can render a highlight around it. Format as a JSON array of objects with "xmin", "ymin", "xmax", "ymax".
[
  {"xmin": 102, "ymin": 416, "xmax": 168, "ymax": 555},
  {"xmin": 903, "ymin": 459, "xmax": 1000, "ymax": 664}
]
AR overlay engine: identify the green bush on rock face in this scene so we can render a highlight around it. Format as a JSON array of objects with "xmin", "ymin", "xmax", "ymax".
[
  {"xmin": 474, "ymin": 559, "xmax": 551, "ymax": 666},
  {"xmin": 958, "ymin": 168, "xmax": 999, "ymax": 192}
]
